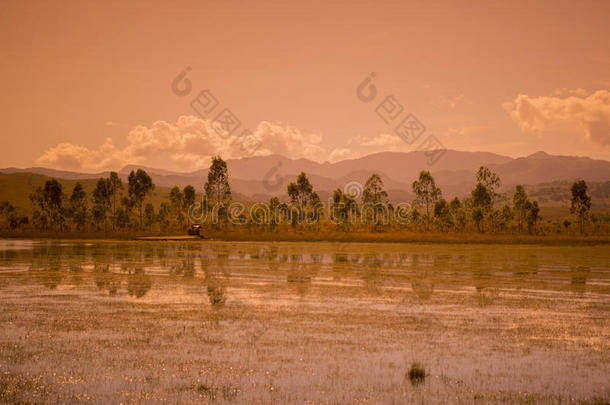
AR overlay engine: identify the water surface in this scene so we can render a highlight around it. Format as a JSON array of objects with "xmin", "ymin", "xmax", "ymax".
[{"xmin": 0, "ymin": 239, "xmax": 608, "ymax": 403}]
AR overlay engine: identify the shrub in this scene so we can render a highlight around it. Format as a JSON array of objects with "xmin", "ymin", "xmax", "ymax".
[{"xmin": 407, "ymin": 362, "xmax": 426, "ymax": 385}]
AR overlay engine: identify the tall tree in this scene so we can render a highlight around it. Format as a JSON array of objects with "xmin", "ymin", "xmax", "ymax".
[
  {"xmin": 570, "ymin": 180, "xmax": 591, "ymax": 234},
  {"xmin": 117, "ymin": 196, "xmax": 133, "ymax": 229},
  {"xmin": 68, "ymin": 182, "xmax": 88, "ymax": 230},
  {"xmin": 268, "ymin": 196, "xmax": 281, "ymax": 231},
  {"xmin": 287, "ymin": 172, "xmax": 315, "ymax": 221},
  {"xmin": 433, "ymin": 198, "xmax": 452, "ymax": 230},
  {"xmin": 471, "ymin": 183, "xmax": 492, "ymax": 211},
  {"xmin": 476, "ymin": 166, "xmax": 501, "ymax": 204},
  {"xmin": 182, "ymin": 185, "xmax": 196, "ymax": 226},
  {"xmin": 362, "ymin": 174, "xmax": 389, "ymax": 231},
  {"xmin": 204, "ymin": 157, "xmax": 232, "ymax": 217},
  {"xmin": 512, "ymin": 185, "xmax": 528, "ymax": 233},
  {"xmin": 108, "ymin": 172, "xmax": 123, "ymax": 230},
  {"xmin": 501, "ymin": 204, "xmax": 514, "ymax": 231},
  {"xmin": 144, "ymin": 203, "xmax": 156, "ymax": 231},
  {"xmin": 412, "ymin": 171, "xmax": 441, "ymax": 228},
  {"xmin": 183, "ymin": 185, "xmax": 196, "ymax": 208},
  {"xmin": 471, "ymin": 207, "xmax": 484, "ymax": 232},
  {"xmin": 309, "ymin": 191, "xmax": 323, "ymax": 225},
  {"xmin": 331, "ymin": 188, "xmax": 359, "ymax": 230},
  {"xmin": 471, "ymin": 182, "xmax": 492, "ymax": 232},
  {"xmin": 157, "ymin": 202, "xmax": 171, "ymax": 229},
  {"xmin": 30, "ymin": 178, "xmax": 65, "ymax": 230},
  {"xmin": 92, "ymin": 177, "xmax": 111, "ymax": 231},
  {"xmin": 0, "ymin": 201, "xmax": 23, "ymax": 230},
  {"xmin": 525, "ymin": 200, "xmax": 541, "ymax": 234},
  {"xmin": 128, "ymin": 169, "xmax": 154, "ymax": 229},
  {"xmin": 449, "ymin": 197, "xmax": 466, "ymax": 231},
  {"xmin": 169, "ymin": 186, "xmax": 185, "ymax": 228}
]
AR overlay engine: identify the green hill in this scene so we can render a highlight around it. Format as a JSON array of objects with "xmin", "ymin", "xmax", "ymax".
[{"xmin": 0, "ymin": 173, "xmax": 181, "ymax": 216}]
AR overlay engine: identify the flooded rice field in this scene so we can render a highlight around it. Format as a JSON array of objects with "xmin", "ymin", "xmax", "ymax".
[{"xmin": 0, "ymin": 239, "xmax": 608, "ymax": 404}]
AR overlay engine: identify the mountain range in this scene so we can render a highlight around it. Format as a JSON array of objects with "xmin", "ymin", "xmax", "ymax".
[{"xmin": 2, "ymin": 150, "xmax": 610, "ymax": 203}]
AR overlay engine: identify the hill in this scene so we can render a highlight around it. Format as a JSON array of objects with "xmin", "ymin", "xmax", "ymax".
[
  {"xmin": 2, "ymin": 149, "xmax": 610, "ymax": 206},
  {"xmin": 0, "ymin": 173, "xmax": 188, "ymax": 216}
]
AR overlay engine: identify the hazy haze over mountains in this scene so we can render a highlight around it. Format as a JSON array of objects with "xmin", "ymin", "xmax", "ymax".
[{"xmin": 2, "ymin": 150, "xmax": 610, "ymax": 202}]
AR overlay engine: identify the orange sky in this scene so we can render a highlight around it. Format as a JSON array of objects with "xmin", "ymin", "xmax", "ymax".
[{"xmin": 1, "ymin": 0, "xmax": 609, "ymax": 172}]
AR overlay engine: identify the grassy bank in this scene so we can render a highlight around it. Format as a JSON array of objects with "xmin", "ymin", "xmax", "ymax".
[
  {"xmin": 2, "ymin": 229, "xmax": 610, "ymax": 245},
  {"xmin": 204, "ymin": 229, "xmax": 610, "ymax": 245}
]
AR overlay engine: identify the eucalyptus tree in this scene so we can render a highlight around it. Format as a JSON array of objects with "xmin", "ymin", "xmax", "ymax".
[
  {"xmin": 169, "ymin": 186, "xmax": 185, "ymax": 228},
  {"xmin": 412, "ymin": 171, "xmax": 441, "ymax": 229},
  {"xmin": 433, "ymin": 198, "xmax": 452, "ymax": 231},
  {"xmin": 331, "ymin": 188, "xmax": 359, "ymax": 230},
  {"xmin": 108, "ymin": 172, "xmax": 123, "ymax": 230},
  {"xmin": 269, "ymin": 196, "xmax": 281, "ymax": 231},
  {"xmin": 128, "ymin": 169, "xmax": 154, "ymax": 229},
  {"xmin": 471, "ymin": 182, "xmax": 492, "ymax": 232},
  {"xmin": 448, "ymin": 197, "xmax": 466, "ymax": 231},
  {"xmin": 287, "ymin": 172, "xmax": 315, "ymax": 223},
  {"xmin": 476, "ymin": 166, "xmax": 501, "ymax": 203},
  {"xmin": 512, "ymin": 185, "xmax": 528, "ymax": 232},
  {"xmin": 144, "ymin": 203, "xmax": 156, "ymax": 231},
  {"xmin": 157, "ymin": 202, "xmax": 171, "ymax": 229},
  {"xmin": 68, "ymin": 182, "xmax": 88, "ymax": 230},
  {"xmin": 362, "ymin": 173, "xmax": 389, "ymax": 231},
  {"xmin": 525, "ymin": 200, "xmax": 541, "ymax": 234},
  {"xmin": 92, "ymin": 177, "xmax": 111, "ymax": 231},
  {"xmin": 204, "ymin": 157, "xmax": 232, "ymax": 226},
  {"xmin": 570, "ymin": 180, "xmax": 591, "ymax": 234},
  {"xmin": 30, "ymin": 178, "xmax": 65, "ymax": 231},
  {"xmin": 183, "ymin": 185, "xmax": 196, "ymax": 209},
  {"xmin": 0, "ymin": 201, "xmax": 22, "ymax": 230}
]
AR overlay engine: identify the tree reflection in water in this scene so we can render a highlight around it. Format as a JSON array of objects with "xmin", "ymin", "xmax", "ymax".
[
  {"xmin": 361, "ymin": 253, "xmax": 385, "ymax": 296},
  {"xmin": 38, "ymin": 260, "xmax": 62, "ymax": 289},
  {"xmin": 409, "ymin": 254, "xmax": 435, "ymax": 301},
  {"xmin": 332, "ymin": 252, "xmax": 349, "ymax": 281},
  {"xmin": 127, "ymin": 267, "xmax": 152, "ymax": 298},
  {"xmin": 571, "ymin": 265, "xmax": 590, "ymax": 293},
  {"xmin": 287, "ymin": 253, "xmax": 313, "ymax": 297},
  {"xmin": 203, "ymin": 254, "xmax": 228, "ymax": 308},
  {"xmin": 93, "ymin": 262, "xmax": 121, "ymax": 296},
  {"xmin": 265, "ymin": 245, "xmax": 279, "ymax": 271},
  {"xmin": 206, "ymin": 277, "xmax": 227, "ymax": 307}
]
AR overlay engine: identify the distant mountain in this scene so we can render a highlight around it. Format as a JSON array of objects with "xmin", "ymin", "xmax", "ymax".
[
  {"xmin": 2, "ymin": 150, "xmax": 610, "ymax": 202},
  {"xmin": 0, "ymin": 166, "xmax": 109, "ymax": 180},
  {"xmin": 490, "ymin": 152, "xmax": 610, "ymax": 185}
]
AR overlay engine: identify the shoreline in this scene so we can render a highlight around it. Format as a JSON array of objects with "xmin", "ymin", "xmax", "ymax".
[{"xmin": 1, "ymin": 230, "xmax": 609, "ymax": 246}]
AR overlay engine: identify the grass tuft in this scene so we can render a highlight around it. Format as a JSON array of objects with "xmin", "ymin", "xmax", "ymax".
[{"xmin": 406, "ymin": 362, "xmax": 426, "ymax": 386}]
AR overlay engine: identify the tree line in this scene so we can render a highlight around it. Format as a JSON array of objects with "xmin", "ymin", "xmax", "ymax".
[
  {"xmin": 179, "ymin": 156, "xmax": 598, "ymax": 235},
  {"xmin": 0, "ymin": 156, "xmax": 600, "ymax": 235}
]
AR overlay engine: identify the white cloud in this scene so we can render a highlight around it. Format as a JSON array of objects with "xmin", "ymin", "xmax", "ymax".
[
  {"xmin": 503, "ymin": 90, "xmax": 610, "ymax": 146},
  {"xmin": 35, "ymin": 116, "xmax": 332, "ymax": 171},
  {"xmin": 318, "ymin": 132, "xmax": 419, "ymax": 161},
  {"xmin": 328, "ymin": 148, "xmax": 352, "ymax": 162},
  {"xmin": 552, "ymin": 88, "xmax": 590, "ymax": 97},
  {"xmin": 348, "ymin": 133, "xmax": 411, "ymax": 153},
  {"xmin": 248, "ymin": 121, "xmax": 326, "ymax": 161},
  {"xmin": 35, "ymin": 138, "xmax": 127, "ymax": 171}
]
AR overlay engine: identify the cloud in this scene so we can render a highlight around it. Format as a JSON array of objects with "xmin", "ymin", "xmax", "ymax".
[
  {"xmin": 328, "ymin": 148, "xmax": 352, "ymax": 162},
  {"xmin": 35, "ymin": 138, "xmax": 126, "ymax": 171},
  {"xmin": 320, "ymin": 132, "xmax": 419, "ymax": 161},
  {"xmin": 503, "ymin": 90, "xmax": 610, "ymax": 146},
  {"xmin": 249, "ymin": 121, "xmax": 326, "ymax": 161},
  {"xmin": 349, "ymin": 133, "xmax": 407, "ymax": 151},
  {"xmin": 552, "ymin": 88, "xmax": 590, "ymax": 97},
  {"xmin": 35, "ymin": 116, "xmax": 331, "ymax": 171}
]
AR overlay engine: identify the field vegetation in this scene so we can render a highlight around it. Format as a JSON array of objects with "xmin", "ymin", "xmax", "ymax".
[{"xmin": 1, "ymin": 157, "xmax": 610, "ymax": 240}]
